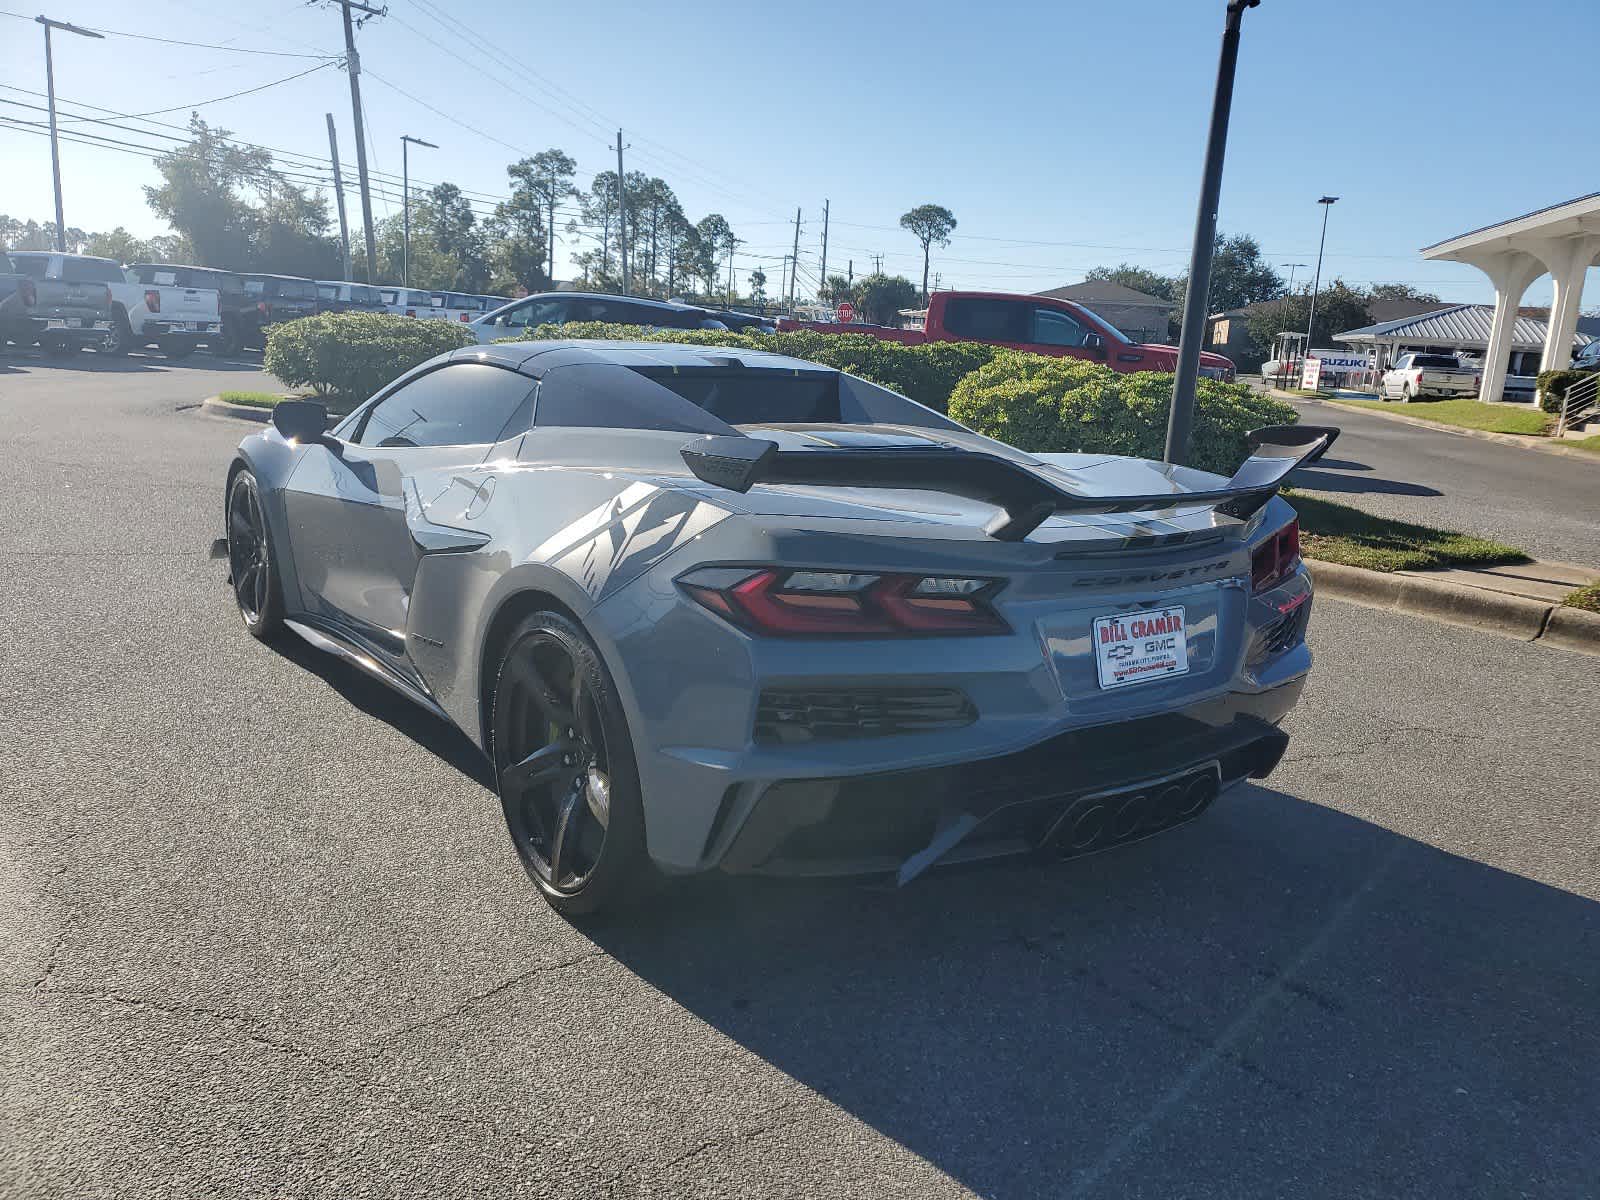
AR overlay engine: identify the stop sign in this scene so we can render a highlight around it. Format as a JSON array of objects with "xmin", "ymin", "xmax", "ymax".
[{"xmin": 836, "ymin": 301, "xmax": 856, "ymax": 323}]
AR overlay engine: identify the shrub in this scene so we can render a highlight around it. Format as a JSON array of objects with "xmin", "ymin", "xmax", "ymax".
[
  {"xmin": 1535, "ymin": 368, "xmax": 1594, "ymax": 414},
  {"xmin": 499, "ymin": 322, "xmax": 1000, "ymax": 412},
  {"xmin": 946, "ymin": 353, "xmax": 1297, "ymax": 476},
  {"xmin": 265, "ymin": 313, "xmax": 476, "ymax": 401}
]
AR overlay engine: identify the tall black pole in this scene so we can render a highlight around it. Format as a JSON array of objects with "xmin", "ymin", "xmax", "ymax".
[
  {"xmin": 326, "ymin": 115, "xmax": 351, "ymax": 281},
  {"xmin": 1304, "ymin": 198, "xmax": 1337, "ymax": 358},
  {"xmin": 1164, "ymin": 0, "xmax": 1259, "ymax": 465}
]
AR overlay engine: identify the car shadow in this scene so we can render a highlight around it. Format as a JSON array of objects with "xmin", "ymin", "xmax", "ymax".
[
  {"xmin": 266, "ymin": 630, "xmax": 495, "ymax": 789},
  {"xmin": 1288, "ymin": 464, "xmax": 1442, "ymax": 497},
  {"xmin": 577, "ymin": 788, "xmax": 1600, "ymax": 1197}
]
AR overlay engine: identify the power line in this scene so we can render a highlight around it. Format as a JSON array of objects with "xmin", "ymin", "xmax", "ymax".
[
  {"xmin": 0, "ymin": 8, "xmax": 333, "ymax": 56},
  {"xmin": 59, "ymin": 61, "xmax": 335, "ymax": 123}
]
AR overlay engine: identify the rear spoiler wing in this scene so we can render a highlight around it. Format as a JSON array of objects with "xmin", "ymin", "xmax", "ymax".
[{"xmin": 680, "ymin": 424, "xmax": 1338, "ymax": 541}]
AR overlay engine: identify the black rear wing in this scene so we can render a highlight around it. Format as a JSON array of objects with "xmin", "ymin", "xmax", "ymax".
[{"xmin": 680, "ymin": 425, "xmax": 1338, "ymax": 541}]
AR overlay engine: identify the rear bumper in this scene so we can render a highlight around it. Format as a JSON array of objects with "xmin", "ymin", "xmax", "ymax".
[
  {"xmin": 30, "ymin": 315, "xmax": 110, "ymax": 344},
  {"xmin": 150, "ymin": 320, "xmax": 221, "ymax": 337},
  {"xmin": 713, "ymin": 687, "xmax": 1296, "ymax": 878}
]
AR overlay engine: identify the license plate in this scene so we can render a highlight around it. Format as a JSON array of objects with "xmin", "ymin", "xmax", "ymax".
[
  {"xmin": 1093, "ymin": 606, "xmax": 1189, "ymax": 690},
  {"xmin": 46, "ymin": 317, "xmax": 84, "ymax": 329}
]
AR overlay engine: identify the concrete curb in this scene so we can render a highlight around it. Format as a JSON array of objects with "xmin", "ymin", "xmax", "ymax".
[
  {"xmin": 200, "ymin": 395, "xmax": 272, "ymax": 423},
  {"xmin": 1273, "ymin": 392, "xmax": 1600, "ymax": 463},
  {"xmin": 1309, "ymin": 559, "xmax": 1599, "ymax": 655}
]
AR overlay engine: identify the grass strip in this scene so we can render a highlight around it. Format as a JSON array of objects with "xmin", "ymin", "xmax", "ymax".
[
  {"xmin": 1324, "ymin": 397, "xmax": 1550, "ymax": 436},
  {"xmin": 1293, "ymin": 494, "xmax": 1529, "ymax": 573},
  {"xmin": 1563, "ymin": 582, "xmax": 1600, "ymax": 612}
]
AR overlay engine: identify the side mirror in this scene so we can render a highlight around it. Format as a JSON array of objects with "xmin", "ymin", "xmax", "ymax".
[
  {"xmin": 1083, "ymin": 332, "xmax": 1107, "ymax": 357},
  {"xmin": 272, "ymin": 399, "xmax": 330, "ymax": 444}
]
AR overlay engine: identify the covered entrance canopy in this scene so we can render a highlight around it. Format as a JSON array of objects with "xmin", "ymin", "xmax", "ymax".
[
  {"xmin": 1422, "ymin": 192, "xmax": 1600, "ymax": 402},
  {"xmin": 1334, "ymin": 304, "xmax": 1582, "ymax": 398}
]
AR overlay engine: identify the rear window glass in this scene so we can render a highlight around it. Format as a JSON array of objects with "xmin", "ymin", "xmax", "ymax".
[
  {"xmin": 11, "ymin": 255, "xmax": 49, "ymax": 280},
  {"xmin": 635, "ymin": 367, "xmax": 840, "ymax": 423},
  {"xmin": 1411, "ymin": 354, "xmax": 1460, "ymax": 369},
  {"xmin": 277, "ymin": 279, "xmax": 318, "ymax": 300},
  {"xmin": 318, "ymin": 284, "xmax": 339, "ymax": 300},
  {"xmin": 0, "ymin": 253, "xmax": 13, "ymax": 273},
  {"xmin": 62, "ymin": 257, "xmax": 124, "ymax": 284},
  {"xmin": 352, "ymin": 285, "xmax": 381, "ymax": 304}
]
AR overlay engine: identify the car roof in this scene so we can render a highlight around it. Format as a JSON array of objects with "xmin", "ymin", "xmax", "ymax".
[
  {"xmin": 129, "ymin": 263, "xmax": 238, "ymax": 273},
  {"xmin": 243, "ymin": 272, "xmax": 315, "ymax": 281},
  {"xmin": 516, "ymin": 291, "xmax": 710, "ymax": 314},
  {"xmin": 447, "ymin": 339, "xmax": 826, "ymax": 377}
]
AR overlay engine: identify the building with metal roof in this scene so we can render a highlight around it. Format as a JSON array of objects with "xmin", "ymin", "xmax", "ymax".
[{"xmin": 1421, "ymin": 192, "xmax": 1600, "ymax": 401}]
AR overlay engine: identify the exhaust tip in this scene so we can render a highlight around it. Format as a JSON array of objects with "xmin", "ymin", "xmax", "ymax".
[
  {"xmin": 1061, "ymin": 801, "xmax": 1109, "ymax": 854},
  {"xmin": 1177, "ymin": 774, "xmax": 1219, "ymax": 817}
]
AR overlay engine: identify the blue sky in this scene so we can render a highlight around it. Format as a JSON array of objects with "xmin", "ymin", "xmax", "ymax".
[{"xmin": 2, "ymin": 0, "xmax": 1595, "ymax": 305}]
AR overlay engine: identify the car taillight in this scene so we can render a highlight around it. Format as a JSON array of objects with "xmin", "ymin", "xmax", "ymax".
[
  {"xmin": 257, "ymin": 300, "xmax": 270, "ymax": 316},
  {"xmin": 19, "ymin": 278, "xmax": 36, "ymax": 307},
  {"xmin": 460, "ymin": 312, "xmax": 471, "ymax": 321},
  {"xmin": 144, "ymin": 289, "xmax": 160, "ymax": 313},
  {"xmin": 678, "ymin": 567, "xmax": 1008, "ymax": 637},
  {"xmin": 405, "ymin": 308, "xmax": 417, "ymax": 318},
  {"xmin": 1251, "ymin": 519, "xmax": 1301, "ymax": 592}
]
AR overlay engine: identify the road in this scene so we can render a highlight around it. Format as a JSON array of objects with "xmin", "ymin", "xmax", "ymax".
[
  {"xmin": 1282, "ymin": 394, "xmax": 1600, "ymax": 567},
  {"xmin": 4, "ymin": 349, "xmax": 1599, "ymax": 1199}
]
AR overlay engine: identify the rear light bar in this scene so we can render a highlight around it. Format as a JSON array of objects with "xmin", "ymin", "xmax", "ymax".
[
  {"xmin": 144, "ymin": 289, "xmax": 161, "ymax": 313},
  {"xmin": 1251, "ymin": 518, "xmax": 1301, "ymax": 592},
  {"xmin": 679, "ymin": 567, "xmax": 1008, "ymax": 637}
]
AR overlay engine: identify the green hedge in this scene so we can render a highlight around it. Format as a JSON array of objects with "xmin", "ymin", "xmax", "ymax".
[
  {"xmin": 1535, "ymin": 368, "xmax": 1594, "ymax": 414},
  {"xmin": 499, "ymin": 322, "xmax": 1000, "ymax": 413},
  {"xmin": 946, "ymin": 353, "xmax": 1298, "ymax": 477},
  {"xmin": 265, "ymin": 313, "xmax": 476, "ymax": 401}
]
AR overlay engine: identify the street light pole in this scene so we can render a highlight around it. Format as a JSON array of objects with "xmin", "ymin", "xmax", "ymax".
[
  {"xmin": 1164, "ymin": 0, "xmax": 1260, "ymax": 466},
  {"xmin": 35, "ymin": 16, "xmax": 104, "ymax": 252},
  {"xmin": 400, "ymin": 135, "xmax": 438, "ymax": 288},
  {"xmin": 1304, "ymin": 197, "xmax": 1339, "ymax": 356},
  {"xmin": 1284, "ymin": 263, "xmax": 1308, "ymax": 295}
]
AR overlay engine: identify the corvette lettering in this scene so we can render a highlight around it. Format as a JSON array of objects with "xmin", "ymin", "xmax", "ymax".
[{"xmin": 1073, "ymin": 559, "xmax": 1234, "ymax": 588}]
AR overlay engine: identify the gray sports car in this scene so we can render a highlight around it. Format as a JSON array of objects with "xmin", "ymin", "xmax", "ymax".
[{"xmin": 220, "ymin": 340, "xmax": 1334, "ymax": 913}]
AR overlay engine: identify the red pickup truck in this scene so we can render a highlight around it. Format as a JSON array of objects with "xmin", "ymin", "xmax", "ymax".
[{"xmin": 781, "ymin": 290, "xmax": 1236, "ymax": 381}]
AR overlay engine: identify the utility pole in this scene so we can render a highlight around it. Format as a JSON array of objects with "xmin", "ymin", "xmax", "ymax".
[
  {"xmin": 337, "ymin": 0, "xmax": 383, "ymax": 283},
  {"xmin": 819, "ymin": 199, "xmax": 829, "ymax": 292},
  {"xmin": 1304, "ymin": 197, "xmax": 1338, "ymax": 357},
  {"xmin": 872, "ymin": 252, "xmax": 883, "ymax": 275},
  {"xmin": 725, "ymin": 239, "xmax": 734, "ymax": 307},
  {"xmin": 847, "ymin": 258, "xmax": 854, "ymax": 285},
  {"xmin": 1284, "ymin": 262, "xmax": 1308, "ymax": 295},
  {"xmin": 400, "ymin": 134, "xmax": 438, "ymax": 288},
  {"xmin": 36, "ymin": 16, "xmax": 103, "ymax": 252},
  {"xmin": 1164, "ymin": 0, "xmax": 1260, "ymax": 466},
  {"xmin": 326, "ymin": 114, "xmax": 351, "ymax": 281},
  {"xmin": 547, "ymin": 160, "xmax": 560, "ymax": 284},
  {"xmin": 612, "ymin": 129, "xmax": 630, "ymax": 295},
  {"xmin": 789, "ymin": 207, "xmax": 802, "ymax": 308}
]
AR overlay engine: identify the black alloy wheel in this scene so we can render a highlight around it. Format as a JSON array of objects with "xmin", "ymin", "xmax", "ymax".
[
  {"xmin": 103, "ymin": 310, "xmax": 133, "ymax": 356},
  {"xmin": 491, "ymin": 613, "xmax": 647, "ymax": 914},
  {"xmin": 227, "ymin": 470, "xmax": 282, "ymax": 638}
]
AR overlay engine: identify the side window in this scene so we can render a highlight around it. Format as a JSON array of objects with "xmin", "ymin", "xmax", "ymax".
[
  {"xmin": 12, "ymin": 256, "xmax": 50, "ymax": 280},
  {"xmin": 942, "ymin": 298, "xmax": 1027, "ymax": 342},
  {"xmin": 1031, "ymin": 306, "xmax": 1088, "ymax": 347},
  {"xmin": 318, "ymin": 284, "xmax": 338, "ymax": 301},
  {"xmin": 503, "ymin": 298, "xmax": 565, "ymax": 328},
  {"xmin": 354, "ymin": 364, "xmax": 534, "ymax": 448}
]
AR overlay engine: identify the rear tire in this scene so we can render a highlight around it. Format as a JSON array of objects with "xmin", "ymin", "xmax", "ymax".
[
  {"xmin": 218, "ymin": 320, "xmax": 244, "ymax": 357},
  {"xmin": 226, "ymin": 469, "xmax": 285, "ymax": 640},
  {"xmin": 489, "ymin": 610, "xmax": 651, "ymax": 916},
  {"xmin": 1401, "ymin": 386, "xmax": 1413, "ymax": 404},
  {"xmin": 103, "ymin": 310, "xmax": 133, "ymax": 357}
]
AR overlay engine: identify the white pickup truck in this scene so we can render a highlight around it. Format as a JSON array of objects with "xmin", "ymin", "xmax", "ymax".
[
  {"xmin": 1378, "ymin": 353, "xmax": 1480, "ymax": 402},
  {"xmin": 101, "ymin": 259, "xmax": 222, "ymax": 357}
]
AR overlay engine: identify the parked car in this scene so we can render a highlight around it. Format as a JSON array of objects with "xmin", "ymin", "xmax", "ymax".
[
  {"xmin": 379, "ymin": 286, "xmax": 436, "ymax": 318},
  {"xmin": 236, "ymin": 273, "xmax": 319, "ymax": 349},
  {"xmin": 129, "ymin": 264, "xmax": 253, "ymax": 353},
  {"xmin": 316, "ymin": 281, "xmax": 387, "ymax": 314},
  {"xmin": 710, "ymin": 309, "xmax": 777, "ymax": 333},
  {"xmin": 471, "ymin": 292, "xmax": 728, "ymax": 343},
  {"xmin": 0, "ymin": 250, "xmax": 38, "ymax": 348},
  {"xmin": 782, "ymin": 291, "xmax": 1236, "ymax": 381},
  {"xmin": 218, "ymin": 339, "xmax": 1330, "ymax": 913},
  {"xmin": 4, "ymin": 250, "xmax": 115, "ymax": 354},
  {"xmin": 1571, "ymin": 339, "xmax": 1600, "ymax": 372},
  {"xmin": 427, "ymin": 291, "xmax": 490, "ymax": 323},
  {"xmin": 1378, "ymin": 353, "xmax": 1479, "ymax": 402}
]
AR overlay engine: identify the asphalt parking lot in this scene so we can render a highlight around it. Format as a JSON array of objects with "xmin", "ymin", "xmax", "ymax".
[{"xmin": 4, "ymin": 349, "xmax": 1599, "ymax": 1199}]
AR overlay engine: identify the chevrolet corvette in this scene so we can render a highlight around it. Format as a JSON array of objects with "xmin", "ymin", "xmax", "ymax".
[{"xmin": 219, "ymin": 340, "xmax": 1334, "ymax": 913}]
